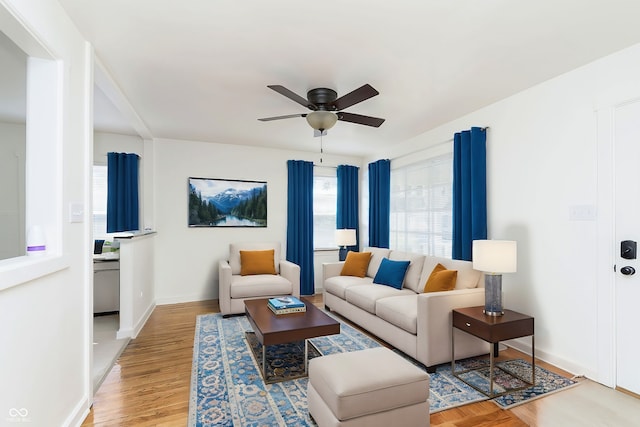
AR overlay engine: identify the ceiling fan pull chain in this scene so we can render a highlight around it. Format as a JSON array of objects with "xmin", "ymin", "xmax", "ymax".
[{"xmin": 320, "ymin": 134, "xmax": 324, "ymax": 163}]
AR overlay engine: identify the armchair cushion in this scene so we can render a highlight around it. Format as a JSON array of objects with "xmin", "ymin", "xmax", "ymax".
[
  {"xmin": 240, "ymin": 249, "xmax": 276, "ymax": 275},
  {"xmin": 230, "ymin": 274, "xmax": 293, "ymax": 298},
  {"xmin": 229, "ymin": 242, "xmax": 281, "ymax": 274}
]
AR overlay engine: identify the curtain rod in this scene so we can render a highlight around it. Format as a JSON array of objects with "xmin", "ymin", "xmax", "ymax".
[{"xmin": 391, "ymin": 126, "xmax": 489, "ymax": 162}]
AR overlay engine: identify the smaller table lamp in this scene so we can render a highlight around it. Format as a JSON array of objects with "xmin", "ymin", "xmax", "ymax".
[
  {"xmin": 472, "ymin": 240, "xmax": 517, "ymax": 316},
  {"xmin": 335, "ymin": 229, "xmax": 357, "ymax": 261}
]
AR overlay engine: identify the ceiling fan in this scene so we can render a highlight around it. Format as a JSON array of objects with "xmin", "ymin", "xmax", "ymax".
[{"xmin": 258, "ymin": 84, "xmax": 385, "ymax": 133}]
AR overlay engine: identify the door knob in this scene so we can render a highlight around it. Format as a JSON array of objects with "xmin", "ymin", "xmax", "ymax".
[{"xmin": 621, "ymin": 266, "xmax": 636, "ymax": 276}]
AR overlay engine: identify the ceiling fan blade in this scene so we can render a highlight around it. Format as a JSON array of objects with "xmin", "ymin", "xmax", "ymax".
[
  {"xmin": 337, "ymin": 112, "xmax": 385, "ymax": 127},
  {"xmin": 267, "ymin": 85, "xmax": 317, "ymax": 110},
  {"xmin": 258, "ymin": 113, "xmax": 306, "ymax": 122},
  {"xmin": 332, "ymin": 84, "xmax": 379, "ymax": 111}
]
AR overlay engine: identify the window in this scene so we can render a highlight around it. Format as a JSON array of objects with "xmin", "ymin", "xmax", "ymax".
[
  {"xmin": 390, "ymin": 152, "xmax": 453, "ymax": 256},
  {"xmin": 313, "ymin": 173, "xmax": 337, "ymax": 249}
]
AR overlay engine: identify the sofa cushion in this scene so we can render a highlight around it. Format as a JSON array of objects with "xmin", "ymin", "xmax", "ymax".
[
  {"xmin": 375, "ymin": 295, "xmax": 418, "ymax": 334},
  {"xmin": 423, "ymin": 263, "xmax": 457, "ymax": 293},
  {"xmin": 345, "ymin": 284, "xmax": 414, "ymax": 314},
  {"xmin": 373, "ymin": 258, "xmax": 411, "ymax": 289},
  {"xmin": 229, "ymin": 274, "xmax": 292, "ymax": 298},
  {"xmin": 365, "ymin": 247, "xmax": 391, "ymax": 278},
  {"xmin": 389, "ymin": 251, "xmax": 426, "ymax": 292},
  {"xmin": 325, "ymin": 276, "xmax": 374, "ymax": 299},
  {"xmin": 419, "ymin": 256, "xmax": 481, "ymax": 290},
  {"xmin": 229, "ymin": 242, "xmax": 281, "ymax": 275},
  {"xmin": 240, "ymin": 249, "xmax": 276, "ymax": 276},
  {"xmin": 340, "ymin": 251, "xmax": 372, "ymax": 277}
]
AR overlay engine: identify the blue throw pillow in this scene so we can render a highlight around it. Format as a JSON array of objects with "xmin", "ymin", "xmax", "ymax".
[{"xmin": 373, "ymin": 258, "xmax": 411, "ymax": 289}]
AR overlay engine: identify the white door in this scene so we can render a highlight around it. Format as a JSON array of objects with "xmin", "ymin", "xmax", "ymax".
[{"xmin": 614, "ymin": 100, "xmax": 640, "ymax": 396}]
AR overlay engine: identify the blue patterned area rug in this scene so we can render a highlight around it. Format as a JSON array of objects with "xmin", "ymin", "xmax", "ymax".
[
  {"xmin": 446, "ymin": 357, "xmax": 580, "ymax": 410},
  {"xmin": 189, "ymin": 313, "xmax": 578, "ymax": 426}
]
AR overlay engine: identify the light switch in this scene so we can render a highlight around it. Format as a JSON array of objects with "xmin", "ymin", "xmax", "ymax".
[
  {"xmin": 69, "ymin": 202, "xmax": 84, "ymax": 223},
  {"xmin": 569, "ymin": 205, "xmax": 597, "ymax": 221}
]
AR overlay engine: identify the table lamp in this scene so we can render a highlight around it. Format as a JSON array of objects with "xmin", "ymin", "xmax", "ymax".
[
  {"xmin": 335, "ymin": 229, "xmax": 357, "ymax": 261},
  {"xmin": 472, "ymin": 240, "xmax": 517, "ymax": 316}
]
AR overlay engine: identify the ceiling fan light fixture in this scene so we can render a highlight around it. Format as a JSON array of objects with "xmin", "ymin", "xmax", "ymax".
[{"xmin": 306, "ymin": 111, "xmax": 338, "ymax": 131}]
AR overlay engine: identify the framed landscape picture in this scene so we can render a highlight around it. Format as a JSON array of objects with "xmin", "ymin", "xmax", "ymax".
[{"xmin": 188, "ymin": 177, "xmax": 267, "ymax": 227}]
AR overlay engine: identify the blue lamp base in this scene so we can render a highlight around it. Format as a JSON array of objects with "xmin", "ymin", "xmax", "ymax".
[
  {"xmin": 339, "ymin": 247, "xmax": 349, "ymax": 261},
  {"xmin": 484, "ymin": 273, "xmax": 504, "ymax": 316}
]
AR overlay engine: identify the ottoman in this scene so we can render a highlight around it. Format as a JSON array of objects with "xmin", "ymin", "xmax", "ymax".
[{"xmin": 307, "ymin": 347, "xmax": 430, "ymax": 427}]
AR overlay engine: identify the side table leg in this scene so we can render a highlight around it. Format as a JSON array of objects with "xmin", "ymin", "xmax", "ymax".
[
  {"xmin": 451, "ymin": 321, "xmax": 455, "ymax": 373},
  {"xmin": 489, "ymin": 342, "xmax": 494, "ymax": 397},
  {"xmin": 494, "ymin": 342, "xmax": 499, "ymax": 357},
  {"xmin": 531, "ymin": 334, "xmax": 535, "ymax": 385}
]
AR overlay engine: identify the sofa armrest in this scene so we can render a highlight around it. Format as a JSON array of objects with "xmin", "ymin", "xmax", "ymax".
[
  {"xmin": 416, "ymin": 288, "xmax": 488, "ymax": 367},
  {"xmin": 322, "ymin": 262, "xmax": 344, "ymax": 281},
  {"xmin": 279, "ymin": 259, "xmax": 301, "ymax": 298},
  {"xmin": 219, "ymin": 260, "xmax": 232, "ymax": 315}
]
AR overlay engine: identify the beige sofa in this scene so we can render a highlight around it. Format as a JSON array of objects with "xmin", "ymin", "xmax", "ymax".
[
  {"xmin": 219, "ymin": 242, "xmax": 300, "ymax": 316},
  {"xmin": 323, "ymin": 247, "xmax": 489, "ymax": 371}
]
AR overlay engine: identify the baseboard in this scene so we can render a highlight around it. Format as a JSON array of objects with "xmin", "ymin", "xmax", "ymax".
[
  {"xmin": 155, "ymin": 292, "xmax": 320, "ymax": 307},
  {"xmin": 155, "ymin": 293, "xmax": 217, "ymax": 306},
  {"xmin": 506, "ymin": 338, "xmax": 592, "ymax": 379},
  {"xmin": 64, "ymin": 396, "xmax": 90, "ymax": 427},
  {"xmin": 132, "ymin": 301, "xmax": 156, "ymax": 339}
]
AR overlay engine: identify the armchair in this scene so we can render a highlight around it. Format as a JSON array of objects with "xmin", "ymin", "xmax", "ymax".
[{"xmin": 218, "ymin": 242, "xmax": 301, "ymax": 316}]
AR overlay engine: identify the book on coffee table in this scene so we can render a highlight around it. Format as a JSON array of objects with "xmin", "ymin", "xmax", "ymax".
[
  {"xmin": 268, "ymin": 296, "xmax": 306, "ymax": 315},
  {"xmin": 268, "ymin": 304, "xmax": 306, "ymax": 315},
  {"xmin": 268, "ymin": 296, "xmax": 305, "ymax": 309}
]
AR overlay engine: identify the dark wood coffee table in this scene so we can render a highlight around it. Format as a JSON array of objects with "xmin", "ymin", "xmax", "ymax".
[{"xmin": 244, "ymin": 297, "xmax": 340, "ymax": 382}]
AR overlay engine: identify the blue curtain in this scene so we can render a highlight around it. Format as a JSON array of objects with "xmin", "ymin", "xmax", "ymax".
[
  {"xmin": 286, "ymin": 160, "xmax": 314, "ymax": 295},
  {"xmin": 107, "ymin": 152, "xmax": 139, "ymax": 233},
  {"xmin": 337, "ymin": 165, "xmax": 360, "ymax": 252},
  {"xmin": 452, "ymin": 127, "xmax": 487, "ymax": 261},
  {"xmin": 368, "ymin": 159, "xmax": 390, "ymax": 248}
]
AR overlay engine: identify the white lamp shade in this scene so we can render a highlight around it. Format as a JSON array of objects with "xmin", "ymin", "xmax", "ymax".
[
  {"xmin": 335, "ymin": 229, "xmax": 357, "ymax": 247},
  {"xmin": 472, "ymin": 240, "xmax": 517, "ymax": 273},
  {"xmin": 306, "ymin": 111, "xmax": 338, "ymax": 131}
]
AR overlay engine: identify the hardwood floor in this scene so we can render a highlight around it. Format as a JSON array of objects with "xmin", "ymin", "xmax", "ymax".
[
  {"xmin": 83, "ymin": 300, "xmax": 219, "ymax": 426},
  {"xmin": 82, "ymin": 296, "xmax": 582, "ymax": 426}
]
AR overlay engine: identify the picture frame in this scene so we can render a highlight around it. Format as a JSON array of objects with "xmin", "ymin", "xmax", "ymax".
[{"xmin": 188, "ymin": 177, "xmax": 267, "ymax": 227}]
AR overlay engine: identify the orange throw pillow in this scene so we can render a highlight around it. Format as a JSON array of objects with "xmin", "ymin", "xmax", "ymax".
[
  {"xmin": 240, "ymin": 249, "xmax": 276, "ymax": 276},
  {"xmin": 423, "ymin": 263, "xmax": 457, "ymax": 293},
  {"xmin": 340, "ymin": 251, "xmax": 372, "ymax": 277}
]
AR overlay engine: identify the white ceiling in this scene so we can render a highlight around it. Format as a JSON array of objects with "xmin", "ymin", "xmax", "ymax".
[{"xmin": 6, "ymin": 1, "xmax": 640, "ymax": 156}]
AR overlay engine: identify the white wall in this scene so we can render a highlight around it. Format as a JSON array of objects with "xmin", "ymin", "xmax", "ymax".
[
  {"xmin": 153, "ymin": 138, "xmax": 361, "ymax": 303},
  {"xmin": 0, "ymin": 121, "xmax": 25, "ymax": 260},
  {"xmin": 366, "ymin": 42, "xmax": 640, "ymax": 381},
  {"xmin": 117, "ymin": 233, "xmax": 155, "ymax": 339},
  {"xmin": 0, "ymin": 1, "xmax": 93, "ymax": 426}
]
